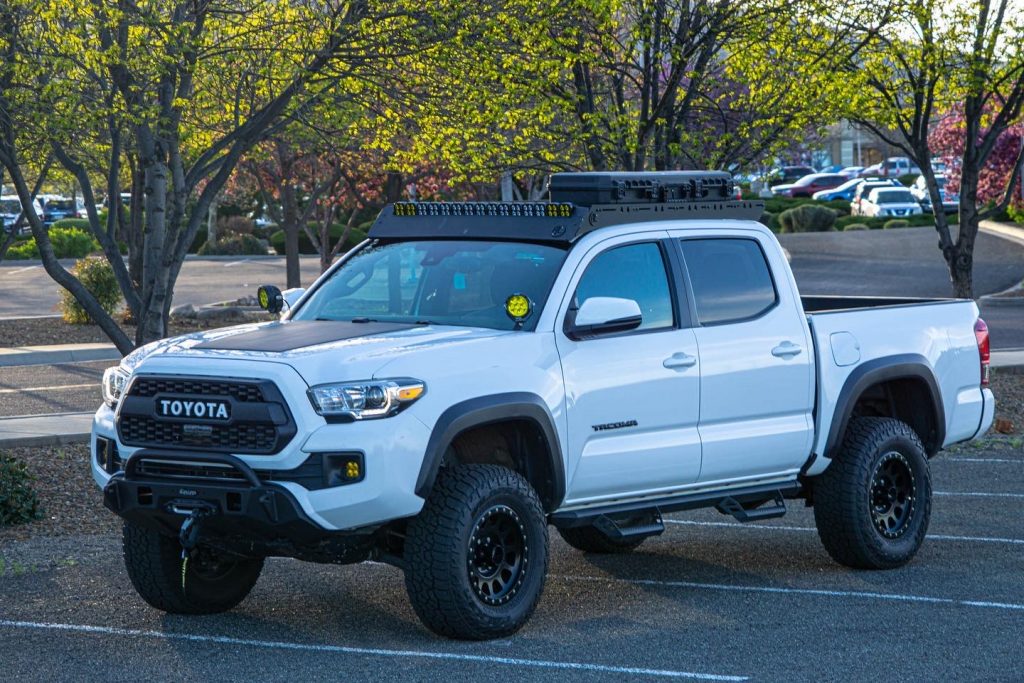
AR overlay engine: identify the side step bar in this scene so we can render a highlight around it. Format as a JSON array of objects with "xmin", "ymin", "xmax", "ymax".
[{"xmin": 550, "ymin": 482, "xmax": 801, "ymax": 530}]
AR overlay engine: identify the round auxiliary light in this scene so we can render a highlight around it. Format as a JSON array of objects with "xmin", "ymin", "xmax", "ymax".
[{"xmin": 505, "ymin": 294, "xmax": 532, "ymax": 322}]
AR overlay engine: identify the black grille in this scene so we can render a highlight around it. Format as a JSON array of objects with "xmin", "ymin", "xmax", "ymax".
[
  {"xmin": 134, "ymin": 458, "xmax": 266, "ymax": 483},
  {"xmin": 131, "ymin": 378, "xmax": 264, "ymax": 403},
  {"xmin": 117, "ymin": 375, "xmax": 295, "ymax": 455},
  {"xmin": 120, "ymin": 415, "xmax": 278, "ymax": 452}
]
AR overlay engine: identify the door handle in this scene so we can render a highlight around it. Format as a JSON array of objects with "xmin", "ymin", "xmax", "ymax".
[
  {"xmin": 663, "ymin": 352, "xmax": 697, "ymax": 370},
  {"xmin": 771, "ymin": 341, "xmax": 803, "ymax": 358}
]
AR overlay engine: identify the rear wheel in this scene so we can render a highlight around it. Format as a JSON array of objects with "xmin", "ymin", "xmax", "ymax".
[
  {"xmin": 404, "ymin": 464, "xmax": 549, "ymax": 640},
  {"xmin": 122, "ymin": 522, "xmax": 263, "ymax": 614},
  {"xmin": 813, "ymin": 417, "xmax": 931, "ymax": 569}
]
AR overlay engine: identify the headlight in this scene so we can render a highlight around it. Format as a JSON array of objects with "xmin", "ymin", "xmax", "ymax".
[
  {"xmin": 308, "ymin": 378, "xmax": 425, "ymax": 420},
  {"xmin": 102, "ymin": 366, "xmax": 130, "ymax": 407}
]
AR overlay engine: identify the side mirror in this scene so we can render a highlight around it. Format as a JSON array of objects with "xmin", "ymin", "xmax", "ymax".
[
  {"xmin": 568, "ymin": 297, "xmax": 643, "ymax": 340},
  {"xmin": 257, "ymin": 285, "xmax": 284, "ymax": 315}
]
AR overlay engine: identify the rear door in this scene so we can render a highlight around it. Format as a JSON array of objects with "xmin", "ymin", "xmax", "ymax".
[
  {"xmin": 557, "ymin": 235, "xmax": 702, "ymax": 504},
  {"xmin": 672, "ymin": 232, "xmax": 815, "ymax": 483}
]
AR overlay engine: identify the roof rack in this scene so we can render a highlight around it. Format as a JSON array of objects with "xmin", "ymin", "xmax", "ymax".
[{"xmin": 368, "ymin": 172, "xmax": 765, "ymax": 243}]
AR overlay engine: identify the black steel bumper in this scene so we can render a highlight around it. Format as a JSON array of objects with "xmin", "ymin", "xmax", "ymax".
[{"xmin": 103, "ymin": 452, "xmax": 376, "ymax": 562}]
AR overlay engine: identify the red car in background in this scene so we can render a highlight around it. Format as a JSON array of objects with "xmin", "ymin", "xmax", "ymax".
[{"xmin": 770, "ymin": 173, "xmax": 848, "ymax": 198}]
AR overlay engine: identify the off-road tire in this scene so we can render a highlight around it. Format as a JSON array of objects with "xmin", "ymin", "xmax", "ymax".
[
  {"xmin": 404, "ymin": 464, "xmax": 549, "ymax": 640},
  {"xmin": 122, "ymin": 521, "xmax": 264, "ymax": 614},
  {"xmin": 558, "ymin": 522, "xmax": 647, "ymax": 554},
  {"xmin": 813, "ymin": 417, "xmax": 931, "ymax": 569}
]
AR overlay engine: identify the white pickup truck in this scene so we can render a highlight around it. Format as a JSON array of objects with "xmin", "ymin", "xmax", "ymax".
[{"xmin": 92, "ymin": 171, "xmax": 994, "ymax": 640}]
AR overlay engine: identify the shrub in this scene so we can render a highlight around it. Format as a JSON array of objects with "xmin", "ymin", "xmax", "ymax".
[
  {"xmin": 221, "ymin": 215, "xmax": 255, "ymax": 236},
  {"xmin": 197, "ymin": 234, "xmax": 267, "ymax": 256},
  {"xmin": 1007, "ymin": 203, "xmax": 1024, "ymax": 225},
  {"xmin": 270, "ymin": 224, "xmax": 368, "ymax": 255},
  {"xmin": 843, "ymin": 223, "xmax": 870, "ymax": 231},
  {"xmin": 883, "ymin": 219, "xmax": 910, "ymax": 229},
  {"xmin": 778, "ymin": 204, "xmax": 837, "ymax": 233},
  {"xmin": 758, "ymin": 211, "xmax": 774, "ymax": 229},
  {"xmin": 897, "ymin": 174, "xmax": 918, "ymax": 187},
  {"xmin": 0, "ymin": 454, "xmax": 42, "ymax": 527},
  {"xmin": 58, "ymin": 256, "xmax": 123, "ymax": 324},
  {"xmin": 2, "ymin": 227, "xmax": 99, "ymax": 260},
  {"xmin": 51, "ymin": 218, "xmax": 92, "ymax": 230}
]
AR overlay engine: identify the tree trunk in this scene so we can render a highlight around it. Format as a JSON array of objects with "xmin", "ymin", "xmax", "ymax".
[
  {"xmin": 128, "ymin": 160, "xmax": 145, "ymax": 290},
  {"xmin": 950, "ymin": 163, "xmax": 981, "ymax": 299},
  {"xmin": 281, "ymin": 183, "xmax": 301, "ymax": 289},
  {"xmin": 384, "ymin": 171, "xmax": 404, "ymax": 203},
  {"xmin": 137, "ymin": 155, "xmax": 170, "ymax": 345}
]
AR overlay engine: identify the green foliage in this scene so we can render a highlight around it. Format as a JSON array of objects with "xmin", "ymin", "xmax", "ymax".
[
  {"xmin": 778, "ymin": 204, "xmax": 837, "ymax": 233},
  {"xmin": 59, "ymin": 256, "xmax": 122, "ymax": 324},
  {"xmin": 883, "ymin": 219, "xmax": 910, "ymax": 229},
  {"xmin": 197, "ymin": 235, "xmax": 267, "ymax": 256},
  {"xmin": 843, "ymin": 223, "xmax": 870, "ymax": 231},
  {"xmin": 897, "ymin": 174, "xmax": 917, "ymax": 187},
  {"xmin": 1007, "ymin": 204, "xmax": 1024, "ymax": 225},
  {"xmin": 758, "ymin": 211, "xmax": 774, "ymax": 229},
  {"xmin": 50, "ymin": 218, "xmax": 91, "ymax": 230},
  {"xmin": 763, "ymin": 197, "xmax": 850, "ymax": 215},
  {"xmin": 269, "ymin": 224, "xmax": 368, "ymax": 255},
  {"xmin": 3, "ymin": 227, "xmax": 99, "ymax": 260},
  {"xmin": 0, "ymin": 454, "xmax": 42, "ymax": 527}
]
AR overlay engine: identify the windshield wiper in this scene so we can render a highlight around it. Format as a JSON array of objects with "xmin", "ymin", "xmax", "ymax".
[
  {"xmin": 414, "ymin": 320, "xmax": 434, "ymax": 325},
  {"xmin": 350, "ymin": 317, "xmax": 379, "ymax": 323}
]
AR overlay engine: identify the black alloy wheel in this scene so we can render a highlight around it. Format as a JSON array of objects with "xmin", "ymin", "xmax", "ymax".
[
  {"xmin": 467, "ymin": 504, "xmax": 528, "ymax": 606},
  {"xmin": 870, "ymin": 451, "xmax": 916, "ymax": 539}
]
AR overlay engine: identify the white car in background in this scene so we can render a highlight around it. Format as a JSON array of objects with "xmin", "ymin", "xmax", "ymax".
[
  {"xmin": 910, "ymin": 174, "xmax": 959, "ymax": 214},
  {"xmin": 859, "ymin": 188, "xmax": 924, "ymax": 218},
  {"xmin": 0, "ymin": 195, "xmax": 45, "ymax": 235}
]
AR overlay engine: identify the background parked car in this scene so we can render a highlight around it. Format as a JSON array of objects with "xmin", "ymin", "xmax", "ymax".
[
  {"xmin": 858, "ymin": 187, "xmax": 924, "ymax": 218},
  {"xmin": 771, "ymin": 173, "xmax": 848, "ymax": 197},
  {"xmin": 838, "ymin": 166, "xmax": 864, "ymax": 178},
  {"xmin": 812, "ymin": 177, "xmax": 866, "ymax": 201},
  {"xmin": 909, "ymin": 174, "xmax": 959, "ymax": 214},
  {"xmin": 860, "ymin": 156, "xmax": 921, "ymax": 178},
  {"xmin": 849, "ymin": 178, "xmax": 904, "ymax": 215},
  {"xmin": 764, "ymin": 165, "xmax": 816, "ymax": 185},
  {"xmin": 40, "ymin": 196, "xmax": 80, "ymax": 226},
  {"xmin": 0, "ymin": 195, "xmax": 45, "ymax": 235}
]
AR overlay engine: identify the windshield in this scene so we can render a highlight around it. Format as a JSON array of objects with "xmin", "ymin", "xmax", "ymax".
[
  {"xmin": 292, "ymin": 240, "xmax": 567, "ymax": 331},
  {"xmin": 0, "ymin": 199, "xmax": 21, "ymax": 214},
  {"xmin": 874, "ymin": 190, "xmax": 915, "ymax": 204},
  {"xmin": 47, "ymin": 199, "xmax": 75, "ymax": 210}
]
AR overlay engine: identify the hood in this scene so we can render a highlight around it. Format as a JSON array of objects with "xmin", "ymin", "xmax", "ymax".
[
  {"xmin": 770, "ymin": 183, "xmax": 797, "ymax": 192},
  {"xmin": 122, "ymin": 320, "xmax": 513, "ymax": 383}
]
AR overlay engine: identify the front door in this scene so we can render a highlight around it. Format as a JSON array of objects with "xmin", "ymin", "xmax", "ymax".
[{"xmin": 557, "ymin": 238, "xmax": 702, "ymax": 505}]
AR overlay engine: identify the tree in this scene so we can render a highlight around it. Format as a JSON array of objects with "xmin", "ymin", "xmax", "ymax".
[
  {"xmin": 831, "ymin": 0, "xmax": 1024, "ymax": 297},
  {"xmin": 0, "ymin": 0, "xmax": 467, "ymax": 352}
]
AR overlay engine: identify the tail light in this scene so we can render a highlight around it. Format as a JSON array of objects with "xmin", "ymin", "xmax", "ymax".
[{"xmin": 974, "ymin": 318, "xmax": 990, "ymax": 387}]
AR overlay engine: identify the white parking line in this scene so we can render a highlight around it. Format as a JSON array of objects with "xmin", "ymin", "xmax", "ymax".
[
  {"xmin": 0, "ymin": 620, "xmax": 746, "ymax": 681},
  {"xmin": 224, "ymin": 259, "xmax": 251, "ymax": 267},
  {"xmin": 0, "ymin": 383, "xmax": 96, "ymax": 394},
  {"xmin": 935, "ymin": 491, "xmax": 1024, "ymax": 499},
  {"xmin": 6, "ymin": 265, "xmax": 39, "ymax": 275},
  {"xmin": 663, "ymin": 519, "xmax": 1024, "ymax": 545},
  {"xmin": 555, "ymin": 575, "xmax": 1024, "ymax": 612},
  {"xmin": 946, "ymin": 457, "xmax": 1021, "ymax": 464}
]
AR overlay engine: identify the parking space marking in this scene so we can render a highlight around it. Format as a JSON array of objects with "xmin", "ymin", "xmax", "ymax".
[
  {"xmin": 6, "ymin": 265, "xmax": 39, "ymax": 275},
  {"xmin": 555, "ymin": 575, "xmax": 1024, "ymax": 612},
  {"xmin": 223, "ymin": 259, "xmax": 251, "ymax": 267},
  {"xmin": 935, "ymin": 491, "xmax": 1024, "ymax": 499},
  {"xmin": 0, "ymin": 383, "xmax": 96, "ymax": 394},
  {"xmin": 946, "ymin": 457, "xmax": 1021, "ymax": 464},
  {"xmin": 0, "ymin": 620, "xmax": 747, "ymax": 681},
  {"xmin": 663, "ymin": 519, "xmax": 1024, "ymax": 545}
]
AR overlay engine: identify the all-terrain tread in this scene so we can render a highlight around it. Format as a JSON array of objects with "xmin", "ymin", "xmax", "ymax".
[
  {"xmin": 122, "ymin": 522, "xmax": 263, "ymax": 615},
  {"xmin": 813, "ymin": 417, "xmax": 931, "ymax": 569},
  {"xmin": 404, "ymin": 464, "xmax": 549, "ymax": 640}
]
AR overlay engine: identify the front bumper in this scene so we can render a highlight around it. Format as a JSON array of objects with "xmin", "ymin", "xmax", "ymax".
[{"xmin": 104, "ymin": 452, "xmax": 379, "ymax": 562}]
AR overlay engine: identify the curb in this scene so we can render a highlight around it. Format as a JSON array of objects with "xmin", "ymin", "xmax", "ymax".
[
  {"xmin": 0, "ymin": 343, "xmax": 121, "ymax": 367},
  {"xmin": 0, "ymin": 412, "xmax": 93, "ymax": 448}
]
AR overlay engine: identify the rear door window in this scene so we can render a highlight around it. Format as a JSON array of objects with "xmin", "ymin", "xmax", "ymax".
[{"xmin": 679, "ymin": 239, "xmax": 777, "ymax": 325}]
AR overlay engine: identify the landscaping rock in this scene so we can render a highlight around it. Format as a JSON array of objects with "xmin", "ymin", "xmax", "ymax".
[{"xmin": 169, "ymin": 303, "xmax": 197, "ymax": 320}]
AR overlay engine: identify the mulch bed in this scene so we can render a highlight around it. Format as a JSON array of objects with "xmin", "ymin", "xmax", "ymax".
[
  {"xmin": 0, "ymin": 444, "xmax": 119, "ymax": 542},
  {"xmin": 0, "ymin": 317, "xmax": 223, "ymax": 348}
]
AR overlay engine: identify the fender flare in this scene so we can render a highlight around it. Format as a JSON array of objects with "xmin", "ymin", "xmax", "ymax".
[
  {"xmin": 414, "ymin": 392, "xmax": 565, "ymax": 510},
  {"xmin": 824, "ymin": 353, "xmax": 945, "ymax": 459}
]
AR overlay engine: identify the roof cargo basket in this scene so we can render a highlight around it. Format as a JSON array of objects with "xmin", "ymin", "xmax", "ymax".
[{"xmin": 549, "ymin": 171, "xmax": 735, "ymax": 206}]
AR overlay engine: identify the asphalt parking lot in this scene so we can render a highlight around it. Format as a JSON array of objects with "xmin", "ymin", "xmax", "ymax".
[
  {"xmin": 0, "ymin": 360, "xmax": 106, "ymax": 417},
  {"xmin": 0, "ymin": 439, "xmax": 1021, "ymax": 681}
]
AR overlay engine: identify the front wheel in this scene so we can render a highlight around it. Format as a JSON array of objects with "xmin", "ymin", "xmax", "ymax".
[
  {"xmin": 122, "ymin": 522, "xmax": 264, "ymax": 614},
  {"xmin": 813, "ymin": 417, "xmax": 931, "ymax": 569},
  {"xmin": 404, "ymin": 464, "xmax": 549, "ymax": 640}
]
